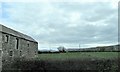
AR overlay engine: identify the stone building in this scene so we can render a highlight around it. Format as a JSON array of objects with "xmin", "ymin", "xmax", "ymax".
[{"xmin": 0, "ymin": 24, "xmax": 38, "ymax": 71}]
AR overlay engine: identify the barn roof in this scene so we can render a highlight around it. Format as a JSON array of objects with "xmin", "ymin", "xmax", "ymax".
[{"xmin": 0, "ymin": 24, "xmax": 37, "ymax": 42}]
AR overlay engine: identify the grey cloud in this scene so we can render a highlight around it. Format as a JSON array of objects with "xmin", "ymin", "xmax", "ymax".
[
  {"xmin": 54, "ymin": 2, "xmax": 117, "ymax": 22},
  {"xmin": 2, "ymin": 2, "xmax": 118, "ymax": 48}
]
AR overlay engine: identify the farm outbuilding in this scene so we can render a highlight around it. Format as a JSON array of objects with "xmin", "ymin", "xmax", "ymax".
[{"xmin": 0, "ymin": 24, "xmax": 38, "ymax": 71}]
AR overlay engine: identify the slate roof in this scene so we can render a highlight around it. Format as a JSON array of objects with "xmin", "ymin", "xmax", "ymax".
[{"xmin": 0, "ymin": 24, "xmax": 37, "ymax": 42}]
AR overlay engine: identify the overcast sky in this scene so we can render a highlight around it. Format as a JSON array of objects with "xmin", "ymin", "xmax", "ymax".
[{"xmin": 0, "ymin": 0, "xmax": 119, "ymax": 50}]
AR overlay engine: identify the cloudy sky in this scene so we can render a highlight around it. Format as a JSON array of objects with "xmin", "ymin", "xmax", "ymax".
[{"xmin": 0, "ymin": 0, "xmax": 119, "ymax": 50}]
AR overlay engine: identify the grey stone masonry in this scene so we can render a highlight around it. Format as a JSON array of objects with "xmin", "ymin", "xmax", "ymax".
[{"xmin": 0, "ymin": 24, "xmax": 38, "ymax": 72}]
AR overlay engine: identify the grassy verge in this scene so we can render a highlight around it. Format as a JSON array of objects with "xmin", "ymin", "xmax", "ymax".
[{"xmin": 2, "ymin": 52, "xmax": 119, "ymax": 72}]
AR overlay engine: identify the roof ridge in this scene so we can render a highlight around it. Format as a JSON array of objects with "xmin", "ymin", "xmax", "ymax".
[{"xmin": 0, "ymin": 24, "xmax": 37, "ymax": 42}]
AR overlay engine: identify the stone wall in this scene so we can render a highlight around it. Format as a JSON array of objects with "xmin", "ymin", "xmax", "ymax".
[
  {"xmin": 2, "ymin": 32, "xmax": 38, "ymax": 70},
  {"xmin": 0, "ymin": 32, "xmax": 2, "ymax": 72}
]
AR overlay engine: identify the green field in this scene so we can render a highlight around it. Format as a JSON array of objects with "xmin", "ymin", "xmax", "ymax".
[
  {"xmin": 6, "ymin": 52, "xmax": 119, "ymax": 71},
  {"xmin": 37, "ymin": 52, "xmax": 119, "ymax": 60}
]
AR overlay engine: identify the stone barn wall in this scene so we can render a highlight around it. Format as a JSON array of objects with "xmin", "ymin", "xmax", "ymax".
[
  {"xmin": 0, "ymin": 24, "xmax": 38, "ymax": 71},
  {"xmin": 0, "ymin": 32, "xmax": 2, "ymax": 72}
]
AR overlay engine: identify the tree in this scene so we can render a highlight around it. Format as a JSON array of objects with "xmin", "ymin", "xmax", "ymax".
[{"xmin": 57, "ymin": 46, "xmax": 66, "ymax": 53}]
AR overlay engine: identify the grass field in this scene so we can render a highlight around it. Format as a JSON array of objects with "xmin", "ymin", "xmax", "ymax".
[
  {"xmin": 4, "ymin": 52, "xmax": 119, "ymax": 72},
  {"xmin": 37, "ymin": 52, "xmax": 119, "ymax": 60}
]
